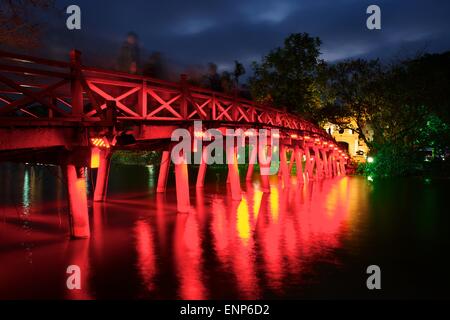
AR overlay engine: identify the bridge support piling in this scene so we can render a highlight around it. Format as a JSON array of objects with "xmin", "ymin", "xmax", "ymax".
[
  {"xmin": 288, "ymin": 149, "xmax": 295, "ymax": 176},
  {"xmin": 93, "ymin": 149, "xmax": 111, "ymax": 202},
  {"xmin": 259, "ymin": 146, "xmax": 271, "ymax": 193},
  {"xmin": 66, "ymin": 165, "xmax": 90, "ymax": 238},
  {"xmin": 294, "ymin": 146, "xmax": 304, "ymax": 185},
  {"xmin": 227, "ymin": 145, "xmax": 242, "ymax": 201},
  {"xmin": 196, "ymin": 146, "xmax": 208, "ymax": 188},
  {"xmin": 340, "ymin": 158, "xmax": 346, "ymax": 175},
  {"xmin": 304, "ymin": 147, "xmax": 314, "ymax": 180},
  {"xmin": 157, "ymin": 151, "xmax": 170, "ymax": 193},
  {"xmin": 174, "ymin": 152, "xmax": 190, "ymax": 212},
  {"xmin": 333, "ymin": 154, "xmax": 340, "ymax": 176},
  {"xmin": 246, "ymin": 145, "xmax": 257, "ymax": 181},
  {"xmin": 321, "ymin": 149, "xmax": 329, "ymax": 178},
  {"xmin": 313, "ymin": 147, "xmax": 322, "ymax": 179},
  {"xmin": 328, "ymin": 153, "xmax": 334, "ymax": 177},
  {"xmin": 280, "ymin": 145, "xmax": 290, "ymax": 188}
]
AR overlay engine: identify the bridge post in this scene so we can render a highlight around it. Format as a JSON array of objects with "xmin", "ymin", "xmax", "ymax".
[
  {"xmin": 259, "ymin": 145, "xmax": 271, "ymax": 193},
  {"xmin": 337, "ymin": 154, "xmax": 343, "ymax": 176},
  {"xmin": 294, "ymin": 145, "xmax": 304, "ymax": 185},
  {"xmin": 157, "ymin": 151, "xmax": 170, "ymax": 193},
  {"xmin": 313, "ymin": 146, "xmax": 323, "ymax": 179},
  {"xmin": 93, "ymin": 149, "xmax": 111, "ymax": 202},
  {"xmin": 340, "ymin": 157, "xmax": 347, "ymax": 175},
  {"xmin": 227, "ymin": 144, "xmax": 242, "ymax": 201},
  {"xmin": 280, "ymin": 144, "xmax": 290, "ymax": 188},
  {"xmin": 196, "ymin": 146, "xmax": 208, "ymax": 188},
  {"xmin": 288, "ymin": 148, "xmax": 295, "ymax": 176},
  {"xmin": 246, "ymin": 145, "xmax": 257, "ymax": 181},
  {"xmin": 321, "ymin": 148, "xmax": 329, "ymax": 178},
  {"xmin": 328, "ymin": 152, "xmax": 335, "ymax": 177},
  {"xmin": 304, "ymin": 146, "xmax": 314, "ymax": 180},
  {"xmin": 175, "ymin": 150, "xmax": 191, "ymax": 212},
  {"xmin": 70, "ymin": 50, "xmax": 84, "ymax": 116},
  {"xmin": 66, "ymin": 165, "xmax": 90, "ymax": 238},
  {"xmin": 333, "ymin": 153, "xmax": 340, "ymax": 176}
]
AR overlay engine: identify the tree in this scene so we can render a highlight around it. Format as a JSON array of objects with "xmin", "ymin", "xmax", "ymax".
[
  {"xmin": 324, "ymin": 53, "xmax": 450, "ymax": 177},
  {"xmin": 249, "ymin": 33, "xmax": 326, "ymax": 120},
  {"xmin": 220, "ymin": 71, "xmax": 233, "ymax": 94},
  {"xmin": 0, "ymin": 0, "xmax": 54, "ymax": 49},
  {"xmin": 233, "ymin": 60, "xmax": 245, "ymax": 86},
  {"xmin": 321, "ymin": 59, "xmax": 385, "ymax": 150},
  {"xmin": 202, "ymin": 62, "xmax": 222, "ymax": 92}
]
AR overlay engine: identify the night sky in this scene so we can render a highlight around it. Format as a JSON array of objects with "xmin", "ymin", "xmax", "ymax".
[{"xmin": 36, "ymin": 0, "xmax": 450, "ymax": 74}]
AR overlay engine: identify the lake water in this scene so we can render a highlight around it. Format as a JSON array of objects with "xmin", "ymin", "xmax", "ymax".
[{"xmin": 0, "ymin": 163, "xmax": 449, "ymax": 299}]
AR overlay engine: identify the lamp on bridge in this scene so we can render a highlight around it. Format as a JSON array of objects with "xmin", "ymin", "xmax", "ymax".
[{"xmin": 90, "ymin": 137, "xmax": 110, "ymax": 149}]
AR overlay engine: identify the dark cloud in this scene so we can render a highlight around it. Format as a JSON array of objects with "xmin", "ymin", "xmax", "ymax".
[{"xmin": 34, "ymin": 0, "xmax": 450, "ymax": 73}]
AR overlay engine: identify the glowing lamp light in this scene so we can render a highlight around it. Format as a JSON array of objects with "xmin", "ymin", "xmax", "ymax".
[
  {"xmin": 90, "ymin": 137, "xmax": 110, "ymax": 149},
  {"xmin": 304, "ymin": 136, "xmax": 310, "ymax": 140},
  {"xmin": 367, "ymin": 176, "xmax": 374, "ymax": 181},
  {"xmin": 314, "ymin": 138, "xmax": 320, "ymax": 142},
  {"xmin": 194, "ymin": 131, "xmax": 205, "ymax": 138},
  {"xmin": 367, "ymin": 156, "xmax": 374, "ymax": 163},
  {"xmin": 290, "ymin": 134, "xmax": 298, "ymax": 139},
  {"xmin": 272, "ymin": 132, "xmax": 280, "ymax": 139},
  {"xmin": 244, "ymin": 131, "xmax": 255, "ymax": 137},
  {"xmin": 91, "ymin": 147, "xmax": 100, "ymax": 168},
  {"xmin": 323, "ymin": 142, "xmax": 328, "ymax": 145}
]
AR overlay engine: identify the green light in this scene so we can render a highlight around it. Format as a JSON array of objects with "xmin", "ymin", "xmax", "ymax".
[
  {"xmin": 367, "ymin": 157, "xmax": 374, "ymax": 163},
  {"xmin": 367, "ymin": 176, "xmax": 374, "ymax": 181}
]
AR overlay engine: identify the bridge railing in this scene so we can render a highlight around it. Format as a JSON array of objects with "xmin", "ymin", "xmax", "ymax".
[{"xmin": 0, "ymin": 50, "xmax": 333, "ymax": 142}]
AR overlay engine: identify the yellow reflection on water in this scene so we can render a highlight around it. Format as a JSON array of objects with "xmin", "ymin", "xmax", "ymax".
[
  {"xmin": 237, "ymin": 198, "xmax": 250, "ymax": 243},
  {"xmin": 269, "ymin": 185, "xmax": 279, "ymax": 222}
]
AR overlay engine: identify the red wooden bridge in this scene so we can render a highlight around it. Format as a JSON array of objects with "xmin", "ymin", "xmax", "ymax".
[{"xmin": 0, "ymin": 50, "xmax": 348, "ymax": 239}]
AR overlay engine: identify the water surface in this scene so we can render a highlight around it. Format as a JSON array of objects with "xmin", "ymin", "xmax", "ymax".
[{"xmin": 0, "ymin": 163, "xmax": 449, "ymax": 299}]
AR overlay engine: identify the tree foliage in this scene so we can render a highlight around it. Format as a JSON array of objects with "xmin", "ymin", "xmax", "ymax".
[
  {"xmin": 318, "ymin": 49, "xmax": 450, "ymax": 177},
  {"xmin": 321, "ymin": 59, "xmax": 384, "ymax": 150},
  {"xmin": 0, "ymin": 0, "xmax": 54, "ymax": 49},
  {"xmin": 233, "ymin": 60, "xmax": 246, "ymax": 86},
  {"xmin": 249, "ymin": 33, "xmax": 326, "ymax": 120}
]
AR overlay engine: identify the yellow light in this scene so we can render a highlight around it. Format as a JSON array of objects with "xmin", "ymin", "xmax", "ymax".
[
  {"xmin": 90, "ymin": 137, "xmax": 110, "ymax": 149},
  {"xmin": 194, "ymin": 131, "xmax": 205, "ymax": 138},
  {"xmin": 91, "ymin": 147, "xmax": 100, "ymax": 168},
  {"xmin": 237, "ymin": 198, "xmax": 250, "ymax": 243}
]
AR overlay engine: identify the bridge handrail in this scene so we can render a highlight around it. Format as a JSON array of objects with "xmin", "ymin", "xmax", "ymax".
[{"xmin": 0, "ymin": 50, "xmax": 337, "ymax": 144}]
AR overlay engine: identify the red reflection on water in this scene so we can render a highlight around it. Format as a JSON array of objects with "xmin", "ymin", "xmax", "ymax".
[
  {"xmin": 1, "ymin": 162, "xmax": 362, "ymax": 299},
  {"xmin": 206, "ymin": 176, "xmax": 353, "ymax": 297},
  {"xmin": 135, "ymin": 220, "xmax": 156, "ymax": 292},
  {"xmin": 64, "ymin": 239, "xmax": 92, "ymax": 300},
  {"xmin": 173, "ymin": 212, "xmax": 207, "ymax": 299}
]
